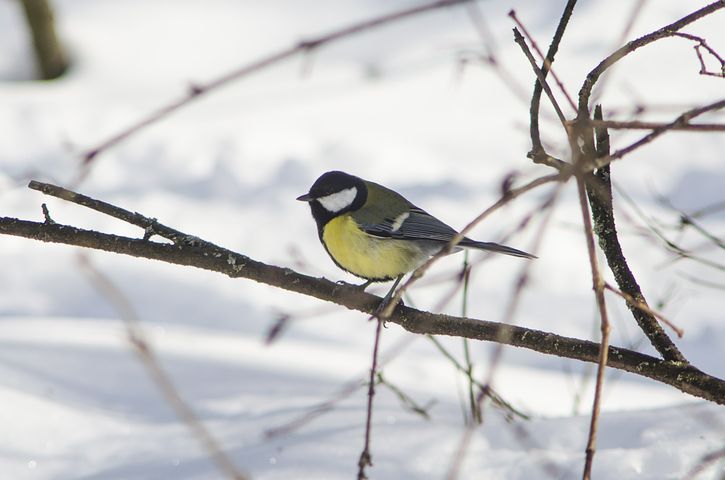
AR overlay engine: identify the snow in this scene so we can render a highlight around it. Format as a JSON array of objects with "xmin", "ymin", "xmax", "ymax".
[{"xmin": 1, "ymin": 0, "xmax": 724, "ymax": 479}]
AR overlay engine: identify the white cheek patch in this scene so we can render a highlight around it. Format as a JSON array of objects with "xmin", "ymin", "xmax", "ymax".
[
  {"xmin": 390, "ymin": 212, "xmax": 409, "ymax": 232},
  {"xmin": 317, "ymin": 187, "xmax": 358, "ymax": 212}
]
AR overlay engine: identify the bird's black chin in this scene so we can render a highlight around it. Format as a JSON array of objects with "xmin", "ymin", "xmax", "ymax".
[{"xmin": 309, "ymin": 201, "xmax": 335, "ymax": 238}]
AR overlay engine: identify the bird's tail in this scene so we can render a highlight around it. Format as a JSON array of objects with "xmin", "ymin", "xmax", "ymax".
[{"xmin": 459, "ymin": 239, "xmax": 536, "ymax": 259}]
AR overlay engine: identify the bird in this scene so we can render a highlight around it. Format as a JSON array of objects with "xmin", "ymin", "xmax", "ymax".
[{"xmin": 297, "ymin": 171, "xmax": 535, "ymax": 308}]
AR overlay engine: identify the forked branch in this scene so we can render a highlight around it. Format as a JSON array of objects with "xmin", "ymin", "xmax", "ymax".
[
  {"xmin": 577, "ymin": 0, "xmax": 725, "ymax": 117},
  {"xmin": 0, "ymin": 182, "xmax": 723, "ymax": 404}
]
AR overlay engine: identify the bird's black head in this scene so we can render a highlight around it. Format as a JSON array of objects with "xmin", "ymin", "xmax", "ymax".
[{"xmin": 296, "ymin": 171, "xmax": 367, "ymax": 234}]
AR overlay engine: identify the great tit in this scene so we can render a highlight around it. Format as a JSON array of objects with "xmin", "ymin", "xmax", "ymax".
[{"xmin": 297, "ymin": 171, "xmax": 534, "ymax": 286}]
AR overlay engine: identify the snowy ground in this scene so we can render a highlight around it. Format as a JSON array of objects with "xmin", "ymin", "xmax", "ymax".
[{"xmin": 1, "ymin": 1, "xmax": 724, "ymax": 479}]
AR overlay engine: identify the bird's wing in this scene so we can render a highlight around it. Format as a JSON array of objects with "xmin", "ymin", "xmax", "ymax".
[
  {"xmin": 360, "ymin": 208, "xmax": 536, "ymax": 258},
  {"xmin": 358, "ymin": 205, "xmax": 460, "ymax": 243}
]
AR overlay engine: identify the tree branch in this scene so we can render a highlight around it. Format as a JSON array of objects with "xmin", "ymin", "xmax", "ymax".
[
  {"xmin": 79, "ymin": 0, "xmax": 475, "ymax": 167},
  {"xmin": 1, "ymin": 206, "xmax": 723, "ymax": 404},
  {"xmin": 577, "ymin": 0, "xmax": 725, "ymax": 117},
  {"xmin": 585, "ymin": 106, "xmax": 687, "ymax": 363},
  {"xmin": 597, "ymin": 98, "xmax": 725, "ymax": 167},
  {"xmin": 585, "ymin": 119, "xmax": 725, "ymax": 132},
  {"xmin": 522, "ymin": 0, "xmax": 579, "ymax": 168}
]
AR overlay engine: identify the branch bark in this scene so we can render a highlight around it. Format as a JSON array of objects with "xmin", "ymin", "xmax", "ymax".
[
  {"xmin": 585, "ymin": 106, "xmax": 687, "ymax": 363},
  {"xmin": 1, "ymin": 208, "xmax": 723, "ymax": 404}
]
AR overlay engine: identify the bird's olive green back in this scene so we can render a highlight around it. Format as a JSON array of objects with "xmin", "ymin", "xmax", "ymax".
[{"xmin": 351, "ymin": 180, "xmax": 413, "ymax": 225}]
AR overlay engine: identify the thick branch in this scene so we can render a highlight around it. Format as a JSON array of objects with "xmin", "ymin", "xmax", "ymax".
[
  {"xmin": 1, "ymin": 216, "xmax": 723, "ymax": 404},
  {"xmin": 585, "ymin": 106, "xmax": 687, "ymax": 363}
]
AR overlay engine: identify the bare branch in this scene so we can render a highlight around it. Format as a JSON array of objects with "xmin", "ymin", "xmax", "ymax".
[
  {"xmin": 378, "ymin": 173, "xmax": 563, "ymax": 321},
  {"xmin": 508, "ymin": 10, "xmax": 577, "ymax": 112},
  {"xmin": 1, "ymin": 184, "xmax": 724, "ymax": 403},
  {"xmin": 576, "ymin": 173, "xmax": 611, "ymax": 480},
  {"xmin": 512, "ymin": 28, "xmax": 568, "ymax": 131},
  {"xmin": 673, "ymin": 32, "xmax": 725, "ymax": 78},
  {"xmin": 76, "ymin": 255, "xmax": 248, "ymax": 480},
  {"xmin": 604, "ymin": 283, "xmax": 683, "ymax": 338},
  {"xmin": 597, "ymin": 98, "xmax": 725, "ymax": 168},
  {"xmin": 357, "ymin": 317, "xmax": 384, "ymax": 480},
  {"xmin": 446, "ymin": 184, "xmax": 563, "ymax": 480},
  {"xmin": 577, "ymin": 1, "xmax": 725, "ymax": 116},
  {"xmin": 520, "ymin": 0, "xmax": 579, "ymax": 167},
  {"xmin": 583, "ymin": 108, "xmax": 688, "ymax": 362},
  {"xmin": 585, "ymin": 119, "xmax": 725, "ymax": 131},
  {"xmin": 682, "ymin": 446, "xmax": 725, "ymax": 480},
  {"xmin": 78, "ymin": 0, "xmax": 476, "ymax": 169},
  {"xmin": 658, "ymin": 196, "xmax": 725, "ymax": 251}
]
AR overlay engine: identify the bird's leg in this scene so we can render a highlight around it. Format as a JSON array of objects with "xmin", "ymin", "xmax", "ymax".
[
  {"xmin": 357, "ymin": 279, "xmax": 373, "ymax": 290},
  {"xmin": 373, "ymin": 275, "xmax": 404, "ymax": 318}
]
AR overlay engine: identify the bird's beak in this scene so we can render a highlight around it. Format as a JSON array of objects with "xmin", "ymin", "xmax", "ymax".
[{"xmin": 296, "ymin": 193, "xmax": 313, "ymax": 202}]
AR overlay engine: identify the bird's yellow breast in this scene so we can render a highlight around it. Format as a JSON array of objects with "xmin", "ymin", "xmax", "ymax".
[{"xmin": 322, "ymin": 214, "xmax": 425, "ymax": 281}]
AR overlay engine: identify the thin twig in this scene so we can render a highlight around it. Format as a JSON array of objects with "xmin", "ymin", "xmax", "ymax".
[
  {"xmin": 604, "ymin": 283, "xmax": 683, "ymax": 337},
  {"xmin": 584, "ymin": 107, "xmax": 687, "ymax": 362},
  {"xmin": 77, "ymin": 0, "xmax": 475, "ymax": 171},
  {"xmin": 677, "ymin": 272, "xmax": 725, "ymax": 291},
  {"xmin": 522, "ymin": 0, "xmax": 579, "ymax": 167},
  {"xmin": 460, "ymin": 3, "xmax": 531, "ymax": 106},
  {"xmin": 376, "ymin": 373, "xmax": 434, "ymax": 420},
  {"xmin": 577, "ymin": 0, "xmax": 725, "ymax": 116},
  {"xmin": 426, "ymin": 335, "xmax": 529, "ymax": 421},
  {"xmin": 76, "ymin": 254, "xmax": 248, "ymax": 480},
  {"xmin": 512, "ymin": 28, "xmax": 568, "ymax": 138},
  {"xmin": 673, "ymin": 32, "xmax": 725, "ymax": 77},
  {"xmin": 659, "ymin": 196, "xmax": 725, "ymax": 251},
  {"xmin": 589, "ymin": 0, "xmax": 649, "ymax": 107},
  {"xmin": 266, "ymin": 334, "xmax": 418, "ymax": 439},
  {"xmin": 378, "ymin": 172, "xmax": 563, "ymax": 320},
  {"xmin": 598, "ymin": 98, "xmax": 725, "ymax": 168},
  {"xmin": 508, "ymin": 10, "xmax": 577, "ymax": 112},
  {"xmin": 577, "ymin": 172, "xmax": 611, "ymax": 480},
  {"xmin": 683, "ymin": 447, "xmax": 725, "ymax": 479},
  {"xmin": 585, "ymin": 119, "xmax": 725, "ymax": 131},
  {"xmin": 29, "ymin": 180, "xmax": 192, "ymax": 244},
  {"xmin": 446, "ymin": 184, "xmax": 564, "ymax": 480},
  {"xmin": 612, "ymin": 183, "xmax": 725, "ymax": 274},
  {"xmin": 690, "ymin": 199, "xmax": 725, "ymax": 219},
  {"xmin": 357, "ymin": 317, "xmax": 385, "ymax": 480},
  {"xmin": 459, "ymin": 253, "xmax": 480, "ymax": 424}
]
